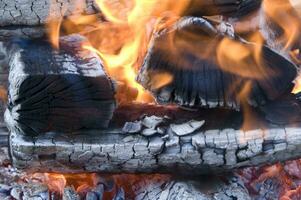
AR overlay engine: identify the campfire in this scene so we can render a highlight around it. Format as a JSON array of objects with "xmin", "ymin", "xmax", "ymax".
[{"xmin": 1, "ymin": 0, "xmax": 301, "ymax": 199}]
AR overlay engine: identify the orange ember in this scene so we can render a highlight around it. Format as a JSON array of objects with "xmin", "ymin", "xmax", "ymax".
[{"xmin": 28, "ymin": 173, "xmax": 171, "ymax": 199}]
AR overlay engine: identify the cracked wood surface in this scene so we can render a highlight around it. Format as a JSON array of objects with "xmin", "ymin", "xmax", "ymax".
[
  {"xmin": 0, "ymin": 0, "xmax": 99, "ymax": 26},
  {"xmin": 0, "ymin": 26, "xmax": 46, "ymax": 40},
  {"xmin": 137, "ymin": 17, "xmax": 297, "ymax": 110},
  {"xmin": 4, "ymin": 35, "xmax": 116, "ymax": 136},
  {"xmin": 10, "ymin": 108, "xmax": 301, "ymax": 174}
]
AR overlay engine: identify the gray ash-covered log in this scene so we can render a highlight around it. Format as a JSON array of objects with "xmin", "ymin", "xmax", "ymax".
[
  {"xmin": 137, "ymin": 17, "xmax": 297, "ymax": 110},
  {"xmin": 0, "ymin": 26, "xmax": 46, "ymax": 40},
  {"xmin": 4, "ymin": 34, "xmax": 116, "ymax": 136},
  {"xmin": 10, "ymin": 103, "xmax": 301, "ymax": 175},
  {"xmin": 0, "ymin": 0, "xmax": 99, "ymax": 27}
]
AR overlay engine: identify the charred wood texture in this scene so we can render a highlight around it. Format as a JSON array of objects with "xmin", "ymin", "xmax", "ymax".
[
  {"xmin": 185, "ymin": 0, "xmax": 262, "ymax": 18},
  {"xmin": 137, "ymin": 17, "xmax": 297, "ymax": 110},
  {"xmin": 0, "ymin": 0, "xmax": 99, "ymax": 26},
  {"xmin": 10, "ymin": 103, "xmax": 301, "ymax": 175},
  {"xmin": 4, "ymin": 35, "xmax": 116, "ymax": 136},
  {"xmin": 0, "ymin": 26, "xmax": 46, "ymax": 40}
]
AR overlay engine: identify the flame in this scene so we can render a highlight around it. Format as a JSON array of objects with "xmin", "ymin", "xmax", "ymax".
[
  {"xmin": 46, "ymin": 0, "xmax": 190, "ymax": 103},
  {"xmin": 31, "ymin": 173, "xmax": 67, "ymax": 194},
  {"xmin": 263, "ymin": 0, "xmax": 301, "ymax": 51},
  {"xmin": 28, "ymin": 173, "xmax": 170, "ymax": 199}
]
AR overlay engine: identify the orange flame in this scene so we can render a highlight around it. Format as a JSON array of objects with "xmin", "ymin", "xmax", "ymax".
[
  {"xmin": 263, "ymin": 0, "xmax": 301, "ymax": 50},
  {"xmin": 46, "ymin": 0, "xmax": 190, "ymax": 103}
]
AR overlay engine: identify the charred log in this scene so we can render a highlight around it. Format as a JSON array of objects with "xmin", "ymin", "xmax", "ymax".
[
  {"xmin": 137, "ymin": 17, "xmax": 297, "ymax": 110},
  {"xmin": 0, "ymin": 0, "xmax": 99, "ymax": 26},
  {"xmin": 0, "ymin": 26, "xmax": 46, "ymax": 40},
  {"xmin": 4, "ymin": 34, "xmax": 116, "ymax": 136},
  {"xmin": 9, "ymin": 103, "xmax": 301, "ymax": 175}
]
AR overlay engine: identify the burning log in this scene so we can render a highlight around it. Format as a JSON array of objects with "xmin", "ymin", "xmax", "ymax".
[
  {"xmin": 259, "ymin": 0, "xmax": 301, "ymax": 59},
  {"xmin": 9, "ymin": 103, "xmax": 301, "ymax": 175},
  {"xmin": 137, "ymin": 17, "xmax": 297, "ymax": 110},
  {"xmin": 4, "ymin": 34, "xmax": 116, "ymax": 136}
]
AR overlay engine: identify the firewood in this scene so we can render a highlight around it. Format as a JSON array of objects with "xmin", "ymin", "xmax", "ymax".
[
  {"xmin": 0, "ymin": 0, "xmax": 99, "ymax": 26},
  {"xmin": 4, "ymin": 34, "xmax": 116, "ymax": 136},
  {"xmin": 137, "ymin": 17, "xmax": 297, "ymax": 110},
  {"xmin": 9, "ymin": 103, "xmax": 301, "ymax": 175},
  {"xmin": 0, "ymin": 26, "xmax": 46, "ymax": 40}
]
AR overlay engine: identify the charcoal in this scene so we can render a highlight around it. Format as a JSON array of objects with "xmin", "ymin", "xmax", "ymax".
[
  {"xmin": 141, "ymin": 128, "xmax": 158, "ymax": 137},
  {"xmin": 4, "ymin": 34, "xmax": 116, "ymax": 136},
  {"xmin": 141, "ymin": 115, "xmax": 164, "ymax": 129},
  {"xmin": 170, "ymin": 120, "xmax": 205, "ymax": 136},
  {"xmin": 122, "ymin": 121, "xmax": 142, "ymax": 134},
  {"xmin": 157, "ymin": 127, "xmax": 167, "ymax": 135},
  {"xmin": 137, "ymin": 17, "xmax": 297, "ymax": 110}
]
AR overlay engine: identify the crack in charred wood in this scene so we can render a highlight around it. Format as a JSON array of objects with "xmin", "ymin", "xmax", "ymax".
[
  {"xmin": 5, "ymin": 35, "xmax": 116, "ymax": 136},
  {"xmin": 9, "ymin": 121, "xmax": 301, "ymax": 174}
]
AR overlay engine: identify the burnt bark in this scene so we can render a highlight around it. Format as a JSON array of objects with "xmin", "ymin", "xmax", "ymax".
[
  {"xmin": 0, "ymin": 0, "xmax": 99, "ymax": 26},
  {"xmin": 4, "ymin": 35, "xmax": 116, "ymax": 136},
  {"xmin": 137, "ymin": 17, "xmax": 297, "ymax": 110},
  {"xmin": 0, "ymin": 26, "xmax": 46, "ymax": 40},
  {"xmin": 9, "ymin": 103, "xmax": 301, "ymax": 175}
]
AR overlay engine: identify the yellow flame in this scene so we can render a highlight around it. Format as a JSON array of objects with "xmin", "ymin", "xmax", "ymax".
[{"xmin": 47, "ymin": 0, "xmax": 190, "ymax": 103}]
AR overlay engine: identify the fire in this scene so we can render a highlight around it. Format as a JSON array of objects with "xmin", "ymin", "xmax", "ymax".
[
  {"xmin": 28, "ymin": 173, "xmax": 171, "ymax": 199},
  {"xmin": 263, "ymin": 0, "xmax": 301, "ymax": 51},
  {"xmin": 46, "ymin": 0, "xmax": 191, "ymax": 103}
]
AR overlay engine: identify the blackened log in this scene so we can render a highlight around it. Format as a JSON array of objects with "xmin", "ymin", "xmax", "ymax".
[
  {"xmin": 0, "ymin": 0, "xmax": 99, "ymax": 26},
  {"xmin": 0, "ymin": 26, "xmax": 46, "ymax": 40},
  {"xmin": 137, "ymin": 17, "xmax": 297, "ymax": 110},
  {"xmin": 9, "ymin": 103, "xmax": 301, "ymax": 175},
  {"xmin": 4, "ymin": 34, "xmax": 116, "ymax": 136}
]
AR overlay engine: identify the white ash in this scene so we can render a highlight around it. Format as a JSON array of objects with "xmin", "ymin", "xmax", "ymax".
[{"xmin": 123, "ymin": 115, "xmax": 205, "ymax": 137}]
